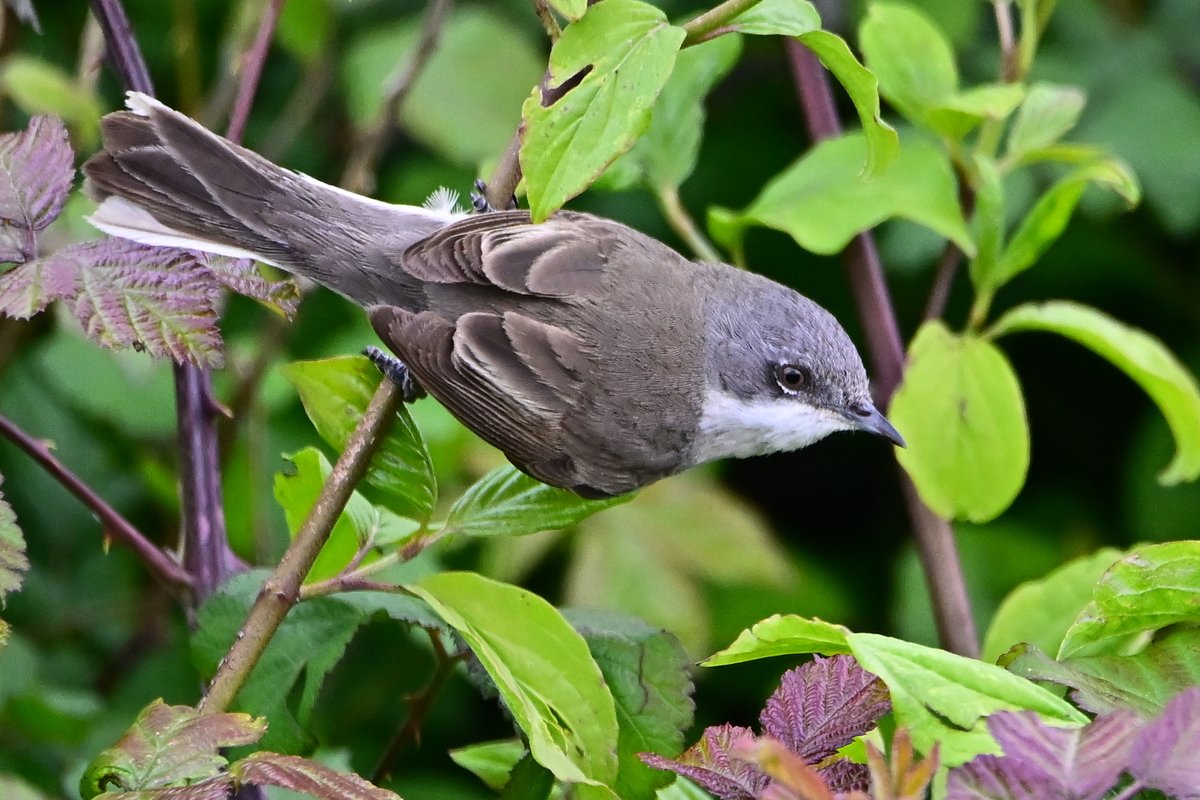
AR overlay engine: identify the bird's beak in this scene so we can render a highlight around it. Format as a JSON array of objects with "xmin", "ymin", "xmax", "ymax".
[{"xmin": 848, "ymin": 403, "xmax": 906, "ymax": 448}]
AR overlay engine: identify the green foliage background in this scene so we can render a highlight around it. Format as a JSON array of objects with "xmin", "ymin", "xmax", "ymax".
[{"xmin": 0, "ymin": 0, "xmax": 1198, "ymax": 797}]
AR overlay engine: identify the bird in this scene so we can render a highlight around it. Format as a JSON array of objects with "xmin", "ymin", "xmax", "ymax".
[{"xmin": 83, "ymin": 92, "xmax": 903, "ymax": 498}]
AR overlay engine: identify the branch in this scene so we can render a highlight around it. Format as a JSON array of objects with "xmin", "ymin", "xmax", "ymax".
[
  {"xmin": 0, "ymin": 413, "xmax": 194, "ymax": 595},
  {"xmin": 787, "ymin": 41, "xmax": 979, "ymax": 658},
  {"xmin": 226, "ymin": 0, "xmax": 286, "ymax": 145},
  {"xmin": 198, "ymin": 379, "xmax": 403, "ymax": 713}
]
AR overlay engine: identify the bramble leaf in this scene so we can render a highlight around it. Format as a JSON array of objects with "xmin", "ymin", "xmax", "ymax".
[
  {"xmin": 641, "ymin": 724, "xmax": 767, "ymax": 800},
  {"xmin": 0, "ymin": 115, "xmax": 73, "ymax": 261},
  {"xmin": 0, "ymin": 477, "xmax": 27, "ymax": 604},
  {"xmin": 0, "ymin": 253, "xmax": 78, "ymax": 318},
  {"xmin": 1127, "ymin": 687, "xmax": 1200, "ymax": 798},
  {"xmin": 232, "ymin": 752, "xmax": 400, "ymax": 800}
]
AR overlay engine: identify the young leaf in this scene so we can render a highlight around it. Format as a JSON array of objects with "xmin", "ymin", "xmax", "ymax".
[
  {"xmin": 600, "ymin": 34, "xmax": 742, "ymax": 192},
  {"xmin": 408, "ymin": 571, "xmax": 620, "ymax": 789},
  {"xmin": 702, "ymin": 615, "xmax": 852, "ymax": 667},
  {"xmin": 1127, "ymin": 687, "xmax": 1200, "ymax": 798},
  {"xmin": 1004, "ymin": 628, "xmax": 1200, "ymax": 718},
  {"xmin": 441, "ymin": 465, "xmax": 628, "ymax": 539},
  {"xmin": 546, "ymin": 0, "xmax": 587, "ymax": 22},
  {"xmin": 449, "ymin": 739, "xmax": 528, "ymax": 792},
  {"xmin": 890, "ymin": 322, "xmax": 1030, "ymax": 523},
  {"xmin": 192, "ymin": 572, "xmax": 367, "ymax": 753},
  {"xmin": 797, "ymin": 30, "xmax": 899, "ymax": 178},
  {"xmin": 733, "ymin": 736, "xmax": 837, "ymax": 800},
  {"xmin": 865, "ymin": 728, "xmax": 938, "ymax": 800},
  {"xmin": 759, "ymin": 656, "xmax": 891, "ymax": 765},
  {"xmin": 0, "ymin": 479, "xmax": 28, "ymax": 604},
  {"xmin": 566, "ymin": 609, "xmax": 695, "ymax": 800},
  {"xmin": 1057, "ymin": 541, "xmax": 1200, "ymax": 659},
  {"xmin": 233, "ymin": 752, "xmax": 400, "ymax": 800},
  {"xmin": 1006, "ymin": 84, "xmax": 1087, "ymax": 160},
  {"xmin": 640, "ymin": 724, "xmax": 768, "ymax": 800},
  {"xmin": 946, "ymin": 755, "xmax": 1044, "ymax": 800},
  {"xmin": 990, "ymin": 302, "xmax": 1200, "ymax": 485},
  {"xmin": 521, "ymin": 0, "xmax": 685, "ymax": 221},
  {"xmin": 0, "ymin": 254, "xmax": 79, "ymax": 318},
  {"xmin": 982, "ymin": 547, "xmax": 1125, "ymax": 663},
  {"xmin": 202, "ymin": 256, "xmax": 299, "ymax": 318},
  {"xmin": 968, "ymin": 155, "xmax": 1006, "ymax": 293},
  {"xmin": 726, "ymin": 0, "xmax": 820, "ymax": 36},
  {"xmin": 0, "ymin": 115, "xmax": 73, "ymax": 261},
  {"xmin": 858, "ymin": 3, "xmax": 958, "ymax": 132},
  {"xmin": 710, "ymin": 133, "xmax": 971, "ymax": 258},
  {"xmin": 282, "ymin": 356, "xmax": 436, "ymax": 521},
  {"xmin": 80, "ymin": 700, "xmax": 265, "ymax": 796}
]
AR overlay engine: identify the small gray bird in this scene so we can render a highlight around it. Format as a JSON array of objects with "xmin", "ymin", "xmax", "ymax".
[{"xmin": 84, "ymin": 93, "xmax": 903, "ymax": 498}]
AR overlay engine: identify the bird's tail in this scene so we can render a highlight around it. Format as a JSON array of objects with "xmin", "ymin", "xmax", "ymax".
[{"xmin": 84, "ymin": 92, "xmax": 463, "ymax": 306}]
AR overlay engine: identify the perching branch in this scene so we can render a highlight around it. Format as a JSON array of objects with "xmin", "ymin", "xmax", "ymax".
[
  {"xmin": 198, "ymin": 379, "xmax": 403, "ymax": 713},
  {"xmin": 787, "ymin": 41, "xmax": 979, "ymax": 658},
  {"xmin": 0, "ymin": 413, "xmax": 194, "ymax": 596}
]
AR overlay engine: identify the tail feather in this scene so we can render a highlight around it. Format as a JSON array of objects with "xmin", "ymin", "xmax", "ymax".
[{"xmin": 83, "ymin": 92, "xmax": 463, "ymax": 307}]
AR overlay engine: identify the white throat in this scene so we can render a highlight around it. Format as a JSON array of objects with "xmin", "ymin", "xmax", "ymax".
[{"xmin": 692, "ymin": 389, "xmax": 851, "ymax": 463}]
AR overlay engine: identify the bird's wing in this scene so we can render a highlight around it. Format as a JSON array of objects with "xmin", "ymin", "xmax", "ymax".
[
  {"xmin": 370, "ymin": 304, "xmax": 601, "ymax": 494},
  {"xmin": 397, "ymin": 210, "xmax": 609, "ymax": 300}
]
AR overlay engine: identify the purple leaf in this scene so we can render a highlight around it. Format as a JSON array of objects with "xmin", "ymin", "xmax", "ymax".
[
  {"xmin": 817, "ymin": 758, "xmax": 869, "ymax": 794},
  {"xmin": 946, "ymin": 755, "xmax": 1048, "ymax": 800},
  {"xmin": 58, "ymin": 240, "xmax": 225, "ymax": 367},
  {"xmin": 234, "ymin": 752, "xmax": 400, "ymax": 800},
  {"xmin": 759, "ymin": 655, "xmax": 891, "ymax": 764},
  {"xmin": 0, "ymin": 116, "xmax": 73, "ymax": 261},
  {"xmin": 0, "ymin": 255, "xmax": 79, "ymax": 319},
  {"xmin": 203, "ymin": 255, "xmax": 301, "ymax": 318},
  {"xmin": 1128, "ymin": 686, "xmax": 1200, "ymax": 799},
  {"xmin": 641, "ymin": 724, "xmax": 769, "ymax": 800},
  {"xmin": 985, "ymin": 709, "xmax": 1140, "ymax": 799}
]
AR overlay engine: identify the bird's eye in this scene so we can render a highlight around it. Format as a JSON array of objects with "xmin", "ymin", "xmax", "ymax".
[{"xmin": 774, "ymin": 363, "xmax": 809, "ymax": 393}]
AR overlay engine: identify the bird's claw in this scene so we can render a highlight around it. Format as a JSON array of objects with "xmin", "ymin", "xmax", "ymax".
[
  {"xmin": 363, "ymin": 346, "xmax": 426, "ymax": 403},
  {"xmin": 470, "ymin": 179, "xmax": 517, "ymax": 213}
]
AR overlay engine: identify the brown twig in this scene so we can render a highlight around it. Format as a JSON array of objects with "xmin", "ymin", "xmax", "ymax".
[
  {"xmin": 341, "ymin": 0, "xmax": 454, "ymax": 195},
  {"xmin": 226, "ymin": 0, "xmax": 286, "ymax": 145},
  {"xmin": 787, "ymin": 41, "xmax": 979, "ymax": 658},
  {"xmin": 0, "ymin": 413, "xmax": 194, "ymax": 595},
  {"xmin": 198, "ymin": 380, "xmax": 402, "ymax": 713},
  {"xmin": 993, "ymin": 0, "xmax": 1019, "ymax": 83},
  {"xmin": 923, "ymin": 241, "xmax": 966, "ymax": 322}
]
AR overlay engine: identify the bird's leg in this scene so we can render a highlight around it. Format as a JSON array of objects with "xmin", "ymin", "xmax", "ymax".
[
  {"xmin": 363, "ymin": 346, "xmax": 427, "ymax": 403},
  {"xmin": 470, "ymin": 179, "xmax": 517, "ymax": 214}
]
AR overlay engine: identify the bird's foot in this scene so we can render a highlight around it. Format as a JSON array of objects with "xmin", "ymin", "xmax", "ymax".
[
  {"xmin": 363, "ymin": 346, "xmax": 427, "ymax": 403},
  {"xmin": 470, "ymin": 179, "xmax": 517, "ymax": 213}
]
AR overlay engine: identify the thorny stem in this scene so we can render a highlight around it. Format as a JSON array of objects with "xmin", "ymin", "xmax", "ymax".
[
  {"xmin": 225, "ymin": 0, "xmax": 286, "ymax": 145},
  {"xmin": 199, "ymin": 380, "xmax": 402, "ymax": 713},
  {"xmin": 372, "ymin": 630, "xmax": 462, "ymax": 782},
  {"xmin": 787, "ymin": 41, "xmax": 980, "ymax": 658},
  {"xmin": 658, "ymin": 185, "xmax": 722, "ymax": 263},
  {"xmin": 0, "ymin": 413, "xmax": 194, "ymax": 596},
  {"xmin": 341, "ymin": 0, "xmax": 454, "ymax": 194}
]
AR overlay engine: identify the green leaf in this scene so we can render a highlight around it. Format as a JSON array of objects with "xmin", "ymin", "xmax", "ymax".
[
  {"xmin": 846, "ymin": 633, "xmax": 1086, "ymax": 767},
  {"xmin": 859, "ymin": 2, "xmax": 956, "ymax": 128},
  {"xmin": 449, "ymin": 739, "xmax": 528, "ymax": 792},
  {"xmin": 0, "ymin": 55, "xmax": 101, "ymax": 145},
  {"xmin": 192, "ymin": 573, "xmax": 367, "ymax": 753},
  {"xmin": 0, "ymin": 478, "xmax": 27, "ymax": 604},
  {"xmin": 233, "ymin": 752, "xmax": 400, "ymax": 800},
  {"xmin": 1006, "ymin": 83, "xmax": 1087, "ymax": 160},
  {"xmin": 891, "ymin": 321, "xmax": 1030, "ymax": 522},
  {"xmin": 702, "ymin": 614, "xmax": 851, "ymax": 666},
  {"xmin": 600, "ymin": 34, "xmax": 742, "ymax": 192},
  {"xmin": 282, "ymin": 355, "xmax": 436, "ymax": 521},
  {"xmin": 711, "ymin": 133, "xmax": 971, "ymax": 257},
  {"xmin": 990, "ymin": 159, "xmax": 1139, "ymax": 288},
  {"xmin": 80, "ymin": 700, "xmax": 265, "ymax": 797},
  {"xmin": 274, "ymin": 448, "xmax": 420, "ymax": 583},
  {"xmin": 990, "ymin": 302, "xmax": 1200, "ymax": 484},
  {"xmin": 342, "ymin": 8, "xmax": 543, "ymax": 168},
  {"xmin": 982, "ymin": 547, "xmax": 1125, "ymax": 663},
  {"xmin": 521, "ymin": 0, "xmax": 685, "ymax": 221},
  {"xmin": 547, "ymin": 0, "xmax": 587, "ymax": 22},
  {"xmin": 726, "ymin": 0, "xmax": 820, "ymax": 36},
  {"xmin": 566, "ymin": 609, "xmax": 695, "ymax": 800},
  {"xmin": 409, "ymin": 572, "xmax": 619, "ymax": 789},
  {"xmin": 1005, "ymin": 627, "xmax": 1200, "ymax": 717},
  {"xmin": 797, "ymin": 30, "xmax": 899, "ymax": 177},
  {"xmin": 968, "ymin": 155, "xmax": 1006, "ymax": 292},
  {"xmin": 442, "ymin": 465, "xmax": 629, "ymax": 539},
  {"xmin": 1058, "ymin": 541, "xmax": 1200, "ymax": 659}
]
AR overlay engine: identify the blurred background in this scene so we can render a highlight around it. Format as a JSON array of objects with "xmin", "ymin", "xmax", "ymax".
[{"xmin": 0, "ymin": 0, "xmax": 1197, "ymax": 796}]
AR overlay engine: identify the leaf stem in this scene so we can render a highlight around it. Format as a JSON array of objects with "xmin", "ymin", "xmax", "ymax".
[
  {"xmin": 658, "ymin": 185, "xmax": 722, "ymax": 263},
  {"xmin": 532, "ymin": 0, "xmax": 562, "ymax": 42},
  {"xmin": 0, "ymin": 413, "xmax": 194, "ymax": 596},
  {"xmin": 340, "ymin": 0, "xmax": 454, "ymax": 194},
  {"xmin": 787, "ymin": 40, "xmax": 979, "ymax": 658},
  {"xmin": 681, "ymin": 0, "xmax": 762, "ymax": 47},
  {"xmin": 992, "ymin": 0, "xmax": 1019, "ymax": 83},
  {"xmin": 198, "ymin": 379, "xmax": 403, "ymax": 713}
]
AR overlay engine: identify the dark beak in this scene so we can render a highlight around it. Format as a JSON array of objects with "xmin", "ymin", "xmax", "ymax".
[{"xmin": 848, "ymin": 403, "xmax": 906, "ymax": 448}]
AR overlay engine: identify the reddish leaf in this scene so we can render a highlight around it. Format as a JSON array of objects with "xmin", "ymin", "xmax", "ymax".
[
  {"xmin": 202, "ymin": 255, "xmax": 300, "ymax": 318},
  {"xmin": 946, "ymin": 755, "xmax": 1045, "ymax": 800},
  {"xmin": 234, "ymin": 752, "xmax": 400, "ymax": 800},
  {"xmin": 818, "ymin": 758, "xmax": 869, "ymax": 794},
  {"xmin": 865, "ymin": 729, "xmax": 938, "ymax": 800},
  {"xmin": 733, "ymin": 737, "xmax": 835, "ymax": 800},
  {"xmin": 641, "ymin": 724, "xmax": 769, "ymax": 800},
  {"xmin": 759, "ymin": 655, "xmax": 891, "ymax": 764},
  {"xmin": 0, "ymin": 116, "xmax": 73, "ymax": 261},
  {"xmin": 0, "ymin": 255, "xmax": 79, "ymax": 318},
  {"xmin": 1128, "ymin": 686, "xmax": 1200, "ymax": 798},
  {"xmin": 95, "ymin": 776, "xmax": 235, "ymax": 800}
]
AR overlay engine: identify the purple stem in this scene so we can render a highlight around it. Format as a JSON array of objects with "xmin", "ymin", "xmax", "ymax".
[
  {"xmin": 226, "ymin": 0, "xmax": 286, "ymax": 145},
  {"xmin": 787, "ymin": 41, "xmax": 979, "ymax": 657}
]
